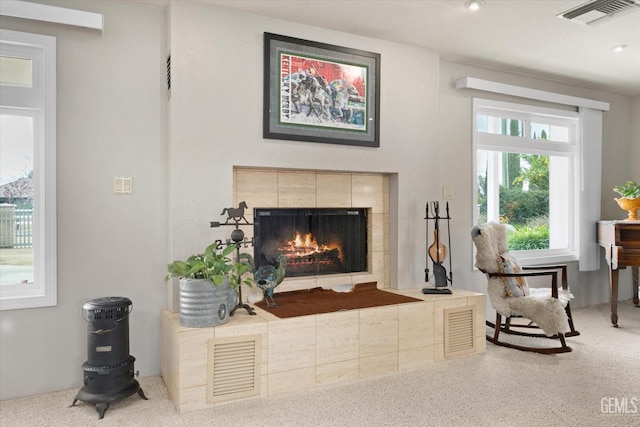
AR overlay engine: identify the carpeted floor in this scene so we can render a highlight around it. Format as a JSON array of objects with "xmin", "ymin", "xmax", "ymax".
[{"xmin": 0, "ymin": 300, "xmax": 638, "ymax": 427}]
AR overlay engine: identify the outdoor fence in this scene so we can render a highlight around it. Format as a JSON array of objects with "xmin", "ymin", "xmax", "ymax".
[{"xmin": 0, "ymin": 205, "xmax": 33, "ymax": 248}]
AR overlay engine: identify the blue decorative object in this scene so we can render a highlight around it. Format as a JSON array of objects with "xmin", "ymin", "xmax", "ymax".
[{"xmin": 254, "ymin": 255, "xmax": 287, "ymax": 306}]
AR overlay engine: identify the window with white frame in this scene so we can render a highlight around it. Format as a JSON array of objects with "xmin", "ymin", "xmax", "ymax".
[
  {"xmin": 0, "ymin": 29, "xmax": 56, "ymax": 310},
  {"xmin": 473, "ymin": 98, "xmax": 580, "ymax": 265}
]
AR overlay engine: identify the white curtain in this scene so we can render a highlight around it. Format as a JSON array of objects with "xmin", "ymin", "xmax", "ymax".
[{"xmin": 578, "ymin": 107, "xmax": 603, "ymax": 271}]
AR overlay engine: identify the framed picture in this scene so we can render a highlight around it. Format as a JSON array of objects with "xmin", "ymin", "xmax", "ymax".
[{"xmin": 263, "ymin": 33, "xmax": 380, "ymax": 147}]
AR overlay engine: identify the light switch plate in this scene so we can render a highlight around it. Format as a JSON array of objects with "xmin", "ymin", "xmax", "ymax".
[
  {"xmin": 113, "ymin": 176, "xmax": 133, "ymax": 194},
  {"xmin": 443, "ymin": 186, "xmax": 454, "ymax": 200}
]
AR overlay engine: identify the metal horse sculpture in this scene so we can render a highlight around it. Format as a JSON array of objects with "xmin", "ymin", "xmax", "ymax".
[{"xmin": 220, "ymin": 201, "xmax": 250, "ymax": 224}]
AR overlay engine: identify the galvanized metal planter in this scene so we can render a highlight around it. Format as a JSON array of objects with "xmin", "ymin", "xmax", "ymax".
[{"xmin": 179, "ymin": 278, "xmax": 237, "ymax": 327}]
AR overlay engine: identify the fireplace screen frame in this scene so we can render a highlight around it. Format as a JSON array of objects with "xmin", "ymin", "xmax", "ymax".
[{"xmin": 253, "ymin": 208, "xmax": 368, "ymax": 278}]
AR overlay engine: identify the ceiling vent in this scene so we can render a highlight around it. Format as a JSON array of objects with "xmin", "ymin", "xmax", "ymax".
[{"xmin": 557, "ymin": 0, "xmax": 640, "ymax": 25}]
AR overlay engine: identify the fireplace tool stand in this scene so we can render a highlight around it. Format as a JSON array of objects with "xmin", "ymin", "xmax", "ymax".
[
  {"xmin": 70, "ymin": 297, "xmax": 147, "ymax": 419},
  {"xmin": 211, "ymin": 202, "xmax": 256, "ymax": 316},
  {"xmin": 423, "ymin": 201, "xmax": 453, "ymax": 294}
]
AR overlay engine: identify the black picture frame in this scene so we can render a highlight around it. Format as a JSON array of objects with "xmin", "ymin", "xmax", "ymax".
[{"xmin": 263, "ymin": 32, "xmax": 380, "ymax": 147}]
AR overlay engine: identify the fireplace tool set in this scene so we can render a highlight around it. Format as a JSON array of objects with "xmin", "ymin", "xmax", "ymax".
[{"xmin": 423, "ymin": 201, "xmax": 453, "ymax": 294}]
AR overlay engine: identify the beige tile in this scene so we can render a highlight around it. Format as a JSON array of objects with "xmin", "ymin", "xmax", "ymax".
[
  {"xmin": 399, "ymin": 345, "xmax": 434, "ymax": 370},
  {"xmin": 235, "ymin": 168, "xmax": 278, "ymax": 208},
  {"xmin": 383, "ymin": 214, "xmax": 389, "ymax": 250},
  {"xmin": 178, "ymin": 385, "xmax": 214, "ymax": 414},
  {"xmin": 178, "ymin": 328, "xmax": 214, "ymax": 389},
  {"xmin": 382, "ymin": 175, "xmax": 389, "ymax": 214},
  {"xmin": 316, "ymin": 173, "xmax": 352, "ymax": 207},
  {"xmin": 434, "ymin": 343, "xmax": 445, "ymax": 362},
  {"xmin": 316, "ymin": 359, "xmax": 359, "ymax": 386},
  {"xmin": 275, "ymin": 276, "xmax": 318, "ymax": 293},
  {"xmin": 359, "ymin": 305, "xmax": 398, "ymax": 357},
  {"xmin": 399, "ymin": 301, "xmax": 434, "ymax": 351},
  {"xmin": 267, "ymin": 316, "xmax": 316, "ymax": 373},
  {"xmin": 475, "ymin": 335, "xmax": 486, "ymax": 354},
  {"xmin": 259, "ymin": 373, "xmax": 268, "ymax": 397},
  {"xmin": 160, "ymin": 311, "xmax": 179, "ymax": 405},
  {"xmin": 246, "ymin": 288, "xmax": 267, "ymax": 306},
  {"xmin": 369, "ymin": 213, "xmax": 386, "ymax": 252},
  {"xmin": 359, "ymin": 352, "xmax": 398, "ymax": 378},
  {"xmin": 383, "ymin": 251, "xmax": 390, "ymax": 288},
  {"xmin": 352, "ymin": 173, "xmax": 385, "ymax": 213},
  {"xmin": 278, "ymin": 171, "xmax": 316, "ymax": 207},
  {"xmin": 213, "ymin": 320, "xmax": 268, "ymax": 371},
  {"xmin": 316, "ymin": 311, "xmax": 359, "ymax": 365},
  {"xmin": 267, "ymin": 366, "xmax": 315, "ymax": 395},
  {"xmin": 434, "ymin": 298, "xmax": 469, "ymax": 345},
  {"xmin": 467, "ymin": 295, "xmax": 486, "ymax": 338},
  {"xmin": 212, "ymin": 316, "xmax": 268, "ymax": 337}
]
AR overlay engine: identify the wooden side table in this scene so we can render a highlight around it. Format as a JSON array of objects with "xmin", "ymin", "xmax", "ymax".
[{"xmin": 597, "ymin": 220, "xmax": 640, "ymax": 327}]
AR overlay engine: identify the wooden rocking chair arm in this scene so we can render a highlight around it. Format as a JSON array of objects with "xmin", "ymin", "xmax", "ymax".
[
  {"xmin": 522, "ymin": 264, "xmax": 566, "ymax": 270},
  {"xmin": 522, "ymin": 265, "xmax": 568, "ymax": 290},
  {"xmin": 488, "ymin": 271, "xmax": 557, "ymax": 279},
  {"xmin": 488, "ymin": 271, "xmax": 559, "ymax": 298}
]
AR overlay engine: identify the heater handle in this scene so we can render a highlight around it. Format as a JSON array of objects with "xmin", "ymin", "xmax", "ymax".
[{"xmin": 82, "ymin": 305, "xmax": 132, "ymax": 335}]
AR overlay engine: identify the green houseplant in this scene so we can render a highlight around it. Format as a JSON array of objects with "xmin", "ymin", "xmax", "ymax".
[
  {"xmin": 613, "ymin": 180, "xmax": 640, "ymax": 221},
  {"xmin": 166, "ymin": 243, "xmax": 252, "ymax": 327}
]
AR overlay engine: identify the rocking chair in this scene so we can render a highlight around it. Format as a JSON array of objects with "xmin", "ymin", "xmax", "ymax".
[{"xmin": 471, "ymin": 222, "xmax": 580, "ymax": 354}]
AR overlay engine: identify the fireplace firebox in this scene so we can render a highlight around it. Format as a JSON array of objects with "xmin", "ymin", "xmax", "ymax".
[{"xmin": 254, "ymin": 208, "xmax": 367, "ymax": 277}]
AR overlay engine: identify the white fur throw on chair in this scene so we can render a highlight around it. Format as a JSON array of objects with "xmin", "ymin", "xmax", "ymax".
[{"xmin": 472, "ymin": 222, "xmax": 572, "ymax": 336}]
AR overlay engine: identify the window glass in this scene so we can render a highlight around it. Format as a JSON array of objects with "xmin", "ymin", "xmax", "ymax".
[
  {"xmin": 476, "ymin": 150, "xmax": 570, "ymax": 251},
  {"xmin": 477, "ymin": 115, "xmax": 523, "ymax": 137},
  {"xmin": 0, "ymin": 114, "xmax": 34, "ymax": 286},
  {"xmin": 0, "ymin": 56, "xmax": 32, "ymax": 87},
  {"xmin": 0, "ymin": 29, "xmax": 56, "ymax": 310},
  {"xmin": 473, "ymin": 99, "xmax": 578, "ymax": 263},
  {"xmin": 531, "ymin": 122, "xmax": 569, "ymax": 143}
]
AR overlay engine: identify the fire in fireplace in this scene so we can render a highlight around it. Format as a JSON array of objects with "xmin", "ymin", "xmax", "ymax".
[{"xmin": 254, "ymin": 208, "xmax": 367, "ymax": 277}]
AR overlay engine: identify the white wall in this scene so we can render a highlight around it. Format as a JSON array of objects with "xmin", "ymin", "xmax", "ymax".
[
  {"xmin": 167, "ymin": 2, "xmax": 441, "ymax": 290},
  {"xmin": 0, "ymin": 0, "xmax": 166, "ymax": 399},
  {"xmin": 631, "ymin": 96, "xmax": 640, "ymax": 178}
]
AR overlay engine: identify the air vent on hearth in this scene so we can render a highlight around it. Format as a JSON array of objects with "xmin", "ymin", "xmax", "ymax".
[
  {"xmin": 444, "ymin": 305, "xmax": 476, "ymax": 358},
  {"xmin": 557, "ymin": 0, "xmax": 640, "ymax": 25},
  {"xmin": 207, "ymin": 335, "xmax": 261, "ymax": 403}
]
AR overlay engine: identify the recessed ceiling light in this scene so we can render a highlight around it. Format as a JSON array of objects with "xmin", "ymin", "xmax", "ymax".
[
  {"xmin": 613, "ymin": 44, "xmax": 628, "ymax": 53},
  {"xmin": 465, "ymin": 0, "xmax": 484, "ymax": 11}
]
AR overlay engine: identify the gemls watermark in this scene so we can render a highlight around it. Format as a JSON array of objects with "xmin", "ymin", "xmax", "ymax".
[{"xmin": 601, "ymin": 397, "xmax": 639, "ymax": 414}]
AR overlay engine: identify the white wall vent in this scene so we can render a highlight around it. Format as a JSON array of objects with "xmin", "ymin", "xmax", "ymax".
[
  {"xmin": 557, "ymin": 0, "xmax": 640, "ymax": 25},
  {"xmin": 444, "ymin": 306, "xmax": 476, "ymax": 358},
  {"xmin": 207, "ymin": 335, "xmax": 261, "ymax": 403}
]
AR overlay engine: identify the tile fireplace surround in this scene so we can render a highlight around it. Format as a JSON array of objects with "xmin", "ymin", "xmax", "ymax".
[
  {"xmin": 233, "ymin": 167, "xmax": 389, "ymax": 299},
  {"xmin": 160, "ymin": 167, "xmax": 485, "ymax": 413}
]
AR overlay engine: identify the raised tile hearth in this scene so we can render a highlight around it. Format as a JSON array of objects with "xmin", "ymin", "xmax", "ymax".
[{"xmin": 160, "ymin": 288, "xmax": 485, "ymax": 413}]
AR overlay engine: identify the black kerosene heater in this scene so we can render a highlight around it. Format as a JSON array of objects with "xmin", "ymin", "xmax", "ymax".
[{"xmin": 70, "ymin": 297, "xmax": 147, "ymax": 419}]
